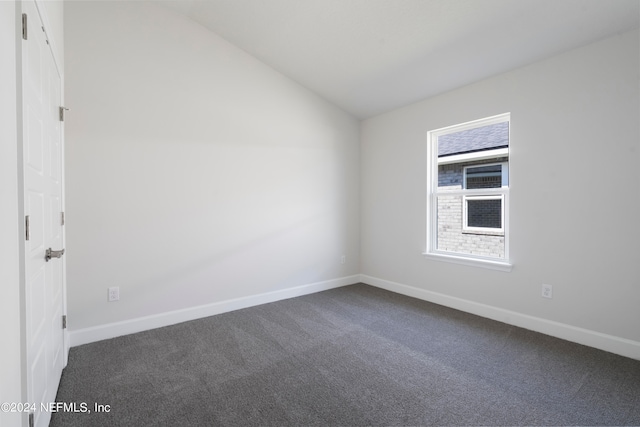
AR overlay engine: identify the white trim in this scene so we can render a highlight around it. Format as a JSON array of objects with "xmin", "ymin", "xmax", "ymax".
[
  {"xmin": 423, "ymin": 252, "xmax": 512, "ymax": 272},
  {"xmin": 438, "ymin": 147, "xmax": 509, "ymax": 165},
  {"xmin": 429, "ymin": 187, "xmax": 506, "ymax": 197},
  {"xmin": 69, "ymin": 275, "xmax": 359, "ymax": 347},
  {"xmin": 64, "ymin": 330, "xmax": 70, "ymax": 356},
  {"xmin": 360, "ymin": 274, "xmax": 640, "ymax": 361}
]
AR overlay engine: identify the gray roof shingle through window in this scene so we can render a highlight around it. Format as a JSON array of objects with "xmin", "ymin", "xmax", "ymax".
[{"xmin": 438, "ymin": 121, "xmax": 509, "ymax": 157}]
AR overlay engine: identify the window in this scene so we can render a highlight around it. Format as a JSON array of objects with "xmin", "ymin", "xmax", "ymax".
[
  {"xmin": 464, "ymin": 163, "xmax": 507, "ymax": 189},
  {"xmin": 425, "ymin": 113, "xmax": 511, "ymax": 271},
  {"xmin": 464, "ymin": 195, "xmax": 503, "ymax": 231},
  {"xmin": 463, "ymin": 162, "xmax": 508, "ymax": 233}
]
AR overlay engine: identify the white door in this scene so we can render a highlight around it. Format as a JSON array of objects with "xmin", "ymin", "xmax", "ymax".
[{"xmin": 22, "ymin": 1, "xmax": 66, "ymax": 426}]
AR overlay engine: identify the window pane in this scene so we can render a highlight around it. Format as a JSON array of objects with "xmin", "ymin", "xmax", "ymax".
[
  {"xmin": 466, "ymin": 165, "xmax": 502, "ymax": 189},
  {"xmin": 429, "ymin": 114, "xmax": 509, "ymax": 263},
  {"xmin": 438, "ymin": 163, "xmax": 462, "ymax": 188},
  {"xmin": 436, "ymin": 194, "xmax": 462, "ymax": 253},
  {"xmin": 467, "ymin": 198, "xmax": 502, "ymax": 228},
  {"xmin": 438, "ymin": 122, "xmax": 509, "ymax": 157}
]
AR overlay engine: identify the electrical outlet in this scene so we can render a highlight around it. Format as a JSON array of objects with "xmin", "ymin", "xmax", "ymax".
[
  {"xmin": 541, "ymin": 284, "xmax": 552, "ymax": 299},
  {"xmin": 341, "ymin": 255, "xmax": 346, "ymax": 264},
  {"xmin": 108, "ymin": 286, "xmax": 120, "ymax": 302}
]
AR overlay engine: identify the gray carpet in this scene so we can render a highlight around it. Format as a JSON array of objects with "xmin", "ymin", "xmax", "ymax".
[{"xmin": 51, "ymin": 283, "xmax": 640, "ymax": 426}]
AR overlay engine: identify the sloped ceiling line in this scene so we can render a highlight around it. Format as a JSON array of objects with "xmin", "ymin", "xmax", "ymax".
[{"xmin": 160, "ymin": 0, "xmax": 640, "ymax": 118}]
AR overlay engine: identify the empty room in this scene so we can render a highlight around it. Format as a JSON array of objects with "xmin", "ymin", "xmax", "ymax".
[{"xmin": 2, "ymin": 0, "xmax": 640, "ymax": 426}]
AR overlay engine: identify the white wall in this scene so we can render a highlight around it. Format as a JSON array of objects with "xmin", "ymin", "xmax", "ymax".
[
  {"xmin": 64, "ymin": 1, "xmax": 360, "ymax": 335},
  {"xmin": 361, "ymin": 30, "xmax": 640, "ymax": 347},
  {"xmin": 1, "ymin": 4, "xmax": 23, "ymax": 425}
]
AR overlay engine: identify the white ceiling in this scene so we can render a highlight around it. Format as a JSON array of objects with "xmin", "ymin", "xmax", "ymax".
[{"xmin": 160, "ymin": 0, "xmax": 640, "ymax": 118}]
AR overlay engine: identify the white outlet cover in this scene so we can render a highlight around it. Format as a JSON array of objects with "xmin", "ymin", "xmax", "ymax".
[
  {"xmin": 108, "ymin": 287, "xmax": 120, "ymax": 302},
  {"xmin": 541, "ymin": 284, "xmax": 553, "ymax": 299}
]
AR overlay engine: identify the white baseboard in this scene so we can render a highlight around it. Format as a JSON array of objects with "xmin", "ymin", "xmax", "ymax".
[
  {"xmin": 70, "ymin": 274, "xmax": 640, "ymax": 360},
  {"xmin": 70, "ymin": 275, "xmax": 359, "ymax": 347},
  {"xmin": 360, "ymin": 274, "xmax": 640, "ymax": 361}
]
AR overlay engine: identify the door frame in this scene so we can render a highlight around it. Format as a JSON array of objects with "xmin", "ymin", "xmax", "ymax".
[{"xmin": 0, "ymin": 1, "xmax": 24, "ymax": 426}]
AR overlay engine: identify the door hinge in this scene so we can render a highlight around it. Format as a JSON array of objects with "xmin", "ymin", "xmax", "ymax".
[
  {"xmin": 59, "ymin": 106, "xmax": 69, "ymax": 122},
  {"xmin": 28, "ymin": 412, "xmax": 34, "ymax": 427},
  {"xmin": 42, "ymin": 26, "xmax": 49, "ymax": 45},
  {"xmin": 62, "ymin": 315, "xmax": 67, "ymax": 329},
  {"xmin": 61, "ymin": 211, "xmax": 65, "ymax": 226},
  {"xmin": 22, "ymin": 13, "xmax": 27, "ymax": 40},
  {"xmin": 25, "ymin": 215, "xmax": 30, "ymax": 241}
]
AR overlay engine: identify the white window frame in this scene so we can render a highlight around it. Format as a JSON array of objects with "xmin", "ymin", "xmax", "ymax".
[
  {"xmin": 462, "ymin": 162, "xmax": 508, "ymax": 234},
  {"xmin": 424, "ymin": 113, "xmax": 511, "ymax": 272},
  {"xmin": 463, "ymin": 194, "xmax": 505, "ymax": 233}
]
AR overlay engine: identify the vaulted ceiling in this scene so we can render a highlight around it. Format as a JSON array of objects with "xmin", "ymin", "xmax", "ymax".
[{"xmin": 161, "ymin": 0, "xmax": 640, "ymax": 118}]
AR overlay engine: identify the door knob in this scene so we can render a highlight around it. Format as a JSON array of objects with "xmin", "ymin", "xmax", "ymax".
[{"xmin": 45, "ymin": 248, "xmax": 65, "ymax": 262}]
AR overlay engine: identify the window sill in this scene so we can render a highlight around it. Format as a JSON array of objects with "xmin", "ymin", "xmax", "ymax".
[{"xmin": 422, "ymin": 252, "xmax": 512, "ymax": 272}]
